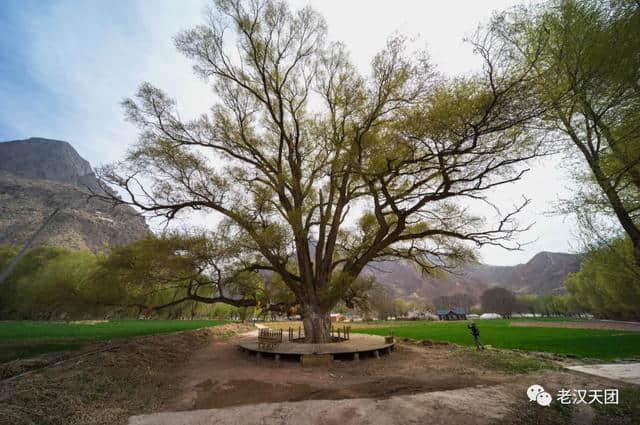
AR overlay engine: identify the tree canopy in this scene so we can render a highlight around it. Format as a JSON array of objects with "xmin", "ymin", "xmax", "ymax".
[
  {"xmin": 488, "ymin": 0, "xmax": 640, "ymax": 262},
  {"xmin": 566, "ymin": 237, "xmax": 640, "ymax": 320},
  {"xmin": 96, "ymin": 0, "xmax": 546, "ymax": 342}
]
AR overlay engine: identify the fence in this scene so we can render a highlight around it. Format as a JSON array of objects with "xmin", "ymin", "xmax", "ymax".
[
  {"xmin": 286, "ymin": 325, "xmax": 351, "ymax": 342},
  {"xmin": 258, "ymin": 328, "xmax": 282, "ymax": 348}
]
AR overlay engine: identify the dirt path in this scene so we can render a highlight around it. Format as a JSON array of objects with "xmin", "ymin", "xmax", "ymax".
[
  {"xmin": 567, "ymin": 363, "xmax": 640, "ymax": 385},
  {"xmin": 510, "ymin": 320, "xmax": 640, "ymax": 332},
  {"xmin": 132, "ymin": 385, "xmax": 521, "ymax": 425}
]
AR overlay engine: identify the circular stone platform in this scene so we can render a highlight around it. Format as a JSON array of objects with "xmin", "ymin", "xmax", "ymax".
[{"xmin": 238, "ymin": 333, "xmax": 395, "ymax": 364}]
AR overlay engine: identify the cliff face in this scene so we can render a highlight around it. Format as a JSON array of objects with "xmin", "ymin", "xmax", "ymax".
[
  {"xmin": 0, "ymin": 137, "xmax": 149, "ymax": 251},
  {"xmin": 0, "ymin": 138, "xmax": 94, "ymax": 185}
]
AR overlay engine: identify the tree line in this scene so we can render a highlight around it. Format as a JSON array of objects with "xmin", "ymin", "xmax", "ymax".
[
  {"xmin": 0, "ymin": 238, "xmax": 629, "ymax": 321},
  {"xmin": 0, "ymin": 241, "xmax": 257, "ymax": 320}
]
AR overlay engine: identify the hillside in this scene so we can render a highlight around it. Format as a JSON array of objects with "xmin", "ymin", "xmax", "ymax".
[
  {"xmin": 465, "ymin": 252, "xmax": 581, "ymax": 295},
  {"xmin": 0, "ymin": 137, "xmax": 149, "ymax": 251},
  {"xmin": 369, "ymin": 251, "xmax": 581, "ymax": 298}
]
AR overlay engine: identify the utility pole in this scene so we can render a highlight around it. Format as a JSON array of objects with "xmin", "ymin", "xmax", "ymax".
[{"xmin": 0, "ymin": 207, "xmax": 60, "ymax": 285}]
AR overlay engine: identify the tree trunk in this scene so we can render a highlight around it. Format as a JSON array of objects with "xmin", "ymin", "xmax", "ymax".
[
  {"xmin": 301, "ymin": 306, "xmax": 331, "ymax": 343},
  {"xmin": 633, "ymin": 243, "xmax": 640, "ymax": 268}
]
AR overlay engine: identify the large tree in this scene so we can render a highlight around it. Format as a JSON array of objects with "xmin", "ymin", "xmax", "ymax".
[
  {"xmin": 97, "ymin": 0, "xmax": 544, "ymax": 342},
  {"xmin": 488, "ymin": 0, "xmax": 640, "ymax": 262}
]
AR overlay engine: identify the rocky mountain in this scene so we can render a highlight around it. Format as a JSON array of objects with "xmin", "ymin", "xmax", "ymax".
[
  {"xmin": 369, "ymin": 251, "xmax": 581, "ymax": 298},
  {"xmin": 464, "ymin": 251, "xmax": 582, "ymax": 295},
  {"xmin": 0, "ymin": 137, "xmax": 149, "ymax": 251}
]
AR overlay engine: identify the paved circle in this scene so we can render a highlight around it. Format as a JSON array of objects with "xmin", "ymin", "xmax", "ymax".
[{"xmin": 238, "ymin": 333, "xmax": 394, "ymax": 356}]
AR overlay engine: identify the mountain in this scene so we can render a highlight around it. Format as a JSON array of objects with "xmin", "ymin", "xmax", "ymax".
[
  {"xmin": 0, "ymin": 137, "xmax": 149, "ymax": 251},
  {"xmin": 0, "ymin": 138, "xmax": 94, "ymax": 186},
  {"xmin": 369, "ymin": 251, "xmax": 581, "ymax": 299},
  {"xmin": 465, "ymin": 251, "xmax": 582, "ymax": 295}
]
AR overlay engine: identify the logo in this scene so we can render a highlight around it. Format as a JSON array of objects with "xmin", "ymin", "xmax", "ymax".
[
  {"xmin": 527, "ymin": 384, "xmax": 619, "ymax": 406},
  {"xmin": 527, "ymin": 384, "xmax": 552, "ymax": 407}
]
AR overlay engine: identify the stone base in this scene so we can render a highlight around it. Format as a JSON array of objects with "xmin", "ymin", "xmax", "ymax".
[
  {"xmin": 238, "ymin": 333, "xmax": 395, "ymax": 364},
  {"xmin": 301, "ymin": 354, "xmax": 332, "ymax": 366}
]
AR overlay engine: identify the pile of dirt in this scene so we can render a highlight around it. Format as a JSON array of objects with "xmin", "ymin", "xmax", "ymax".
[
  {"xmin": 0, "ymin": 342, "xmax": 112, "ymax": 381},
  {"xmin": 389, "ymin": 337, "xmax": 453, "ymax": 348},
  {"xmin": 0, "ymin": 327, "xmax": 222, "ymax": 425}
]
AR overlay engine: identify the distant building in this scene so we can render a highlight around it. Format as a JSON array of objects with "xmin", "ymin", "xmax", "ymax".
[
  {"xmin": 407, "ymin": 311, "xmax": 438, "ymax": 320},
  {"xmin": 436, "ymin": 308, "xmax": 467, "ymax": 320},
  {"xmin": 479, "ymin": 313, "xmax": 501, "ymax": 319}
]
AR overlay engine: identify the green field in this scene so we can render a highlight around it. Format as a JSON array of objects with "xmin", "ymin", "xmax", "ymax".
[
  {"xmin": 353, "ymin": 320, "xmax": 640, "ymax": 361},
  {"xmin": 0, "ymin": 320, "xmax": 226, "ymax": 363}
]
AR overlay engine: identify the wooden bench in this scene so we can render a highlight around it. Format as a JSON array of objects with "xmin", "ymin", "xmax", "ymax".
[{"xmin": 258, "ymin": 328, "xmax": 282, "ymax": 349}]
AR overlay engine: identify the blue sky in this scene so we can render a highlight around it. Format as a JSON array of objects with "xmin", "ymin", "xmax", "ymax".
[
  {"xmin": 0, "ymin": 0, "xmax": 211, "ymax": 161},
  {"xmin": 0, "ymin": 0, "xmax": 578, "ymax": 265}
]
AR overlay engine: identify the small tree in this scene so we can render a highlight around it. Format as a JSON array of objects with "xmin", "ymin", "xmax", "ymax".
[
  {"xmin": 480, "ymin": 287, "xmax": 516, "ymax": 319},
  {"xmin": 368, "ymin": 285, "xmax": 397, "ymax": 320},
  {"xmin": 97, "ymin": 0, "xmax": 545, "ymax": 342},
  {"xmin": 566, "ymin": 237, "xmax": 640, "ymax": 320},
  {"xmin": 393, "ymin": 298, "xmax": 410, "ymax": 318}
]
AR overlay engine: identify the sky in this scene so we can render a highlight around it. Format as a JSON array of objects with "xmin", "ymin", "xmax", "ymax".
[{"xmin": 0, "ymin": 0, "xmax": 578, "ymax": 265}]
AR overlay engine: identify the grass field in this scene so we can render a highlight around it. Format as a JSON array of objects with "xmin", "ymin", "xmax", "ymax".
[
  {"xmin": 0, "ymin": 320, "xmax": 226, "ymax": 362},
  {"xmin": 349, "ymin": 319, "xmax": 640, "ymax": 361},
  {"xmin": 265, "ymin": 319, "xmax": 640, "ymax": 360},
  {"xmin": 5, "ymin": 318, "xmax": 640, "ymax": 363}
]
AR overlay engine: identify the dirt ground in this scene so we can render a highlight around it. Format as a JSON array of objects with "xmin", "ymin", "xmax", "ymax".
[
  {"xmin": 0, "ymin": 323, "xmax": 252, "ymax": 425},
  {"xmin": 1, "ymin": 324, "xmax": 638, "ymax": 425},
  {"xmin": 164, "ymin": 332, "xmax": 639, "ymax": 425},
  {"xmin": 510, "ymin": 320, "xmax": 640, "ymax": 332},
  {"xmin": 171, "ymin": 336, "xmax": 508, "ymax": 411}
]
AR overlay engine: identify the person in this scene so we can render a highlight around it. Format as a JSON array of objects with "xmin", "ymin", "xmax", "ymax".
[{"xmin": 467, "ymin": 322, "xmax": 484, "ymax": 350}]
